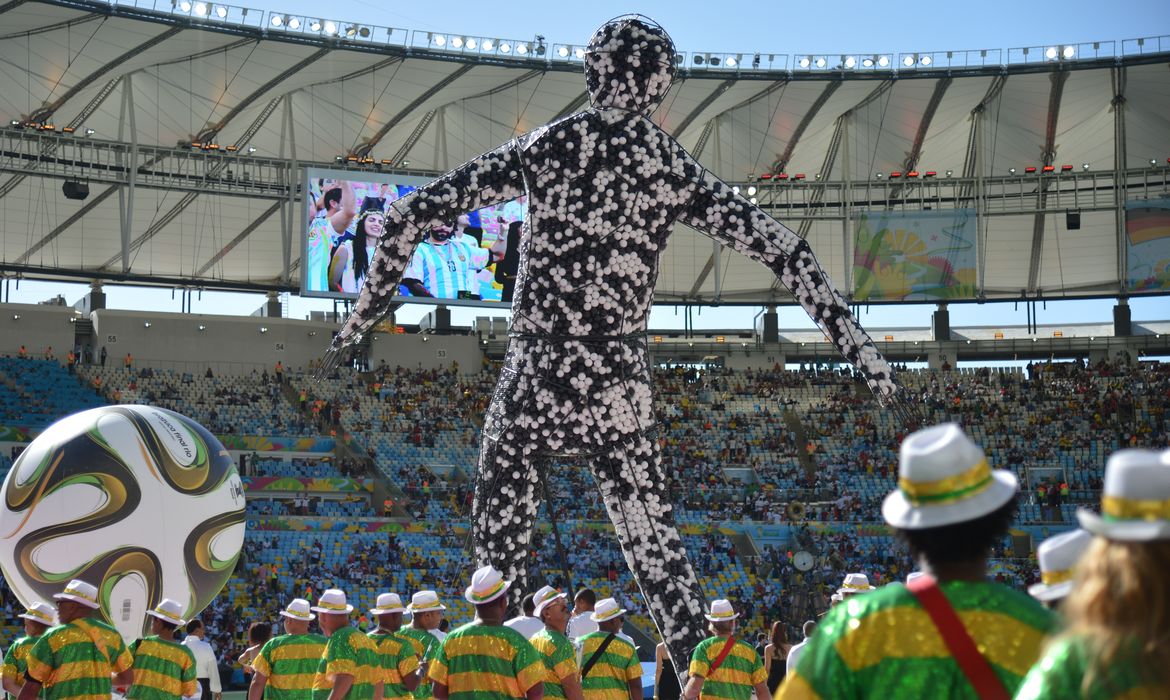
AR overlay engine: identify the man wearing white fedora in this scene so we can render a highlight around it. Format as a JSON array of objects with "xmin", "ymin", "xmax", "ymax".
[
  {"xmin": 1026, "ymin": 529, "xmax": 1093, "ymax": 608},
  {"xmin": 528, "ymin": 586, "xmax": 584, "ymax": 700},
  {"xmin": 309, "ymin": 590, "xmax": 380, "ymax": 700},
  {"xmin": 2, "ymin": 602, "xmax": 56, "ymax": 699},
  {"xmin": 778, "ymin": 423, "xmax": 1055, "ymax": 699},
  {"xmin": 127, "ymin": 599, "xmax": 198, "ymax": 700},
  {"xmin": 19, "ymin": 580, "xmax": 134, "ymax": 700},
  {"xmin": 683, "ymin": 600, "xmax": 769, "ymax": 700},
  {"xmin": 1017, "ymin": 448, "xmax": 1170, "ymax": 699},
  {"xmin": 429, "ymin": 566, "xmax": 543, "ymax": 700},
  {"xmin": 366, "ymin": 594, "xmax": 420, "ymax": 700},
  {"xmin": 834, "ymin": 574, "xmax": 874, "ymax": 600},
  {"xmin": 249, "ymin": 599, "xmax": 325, "ymax": 700},
  {"xmin": 398, "ymin": 591, "xmax": 446, "ymax": 700},
  {"xmin": 578, "ymin": 598, "xmax": 641, "ymax": 700}
]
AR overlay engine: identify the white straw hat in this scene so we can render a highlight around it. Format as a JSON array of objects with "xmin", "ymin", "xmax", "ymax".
[
  {"xmin": 146, "ymin": 598, "xmax": 187, "ymax": 627},
  {"xmin": 53, "ymin": 580, "xmax": 101, "ymax": 610},
  {"xmin": 370, "ymin": 593, "xmax": 404, "ymax": 615},
  {"xmin": 311, "ymin": 589, "xmax": 353, "ymax": 615},
  {"xmin": 704, "ymin": 599, "xmax": 739, "ymax": 622},
  {"xmin": 532, "ymin": 586, "xmax": 567, "ymax": 618},
  {"xmin": 1028, "ymin": 529, "xmax": 1093, "ymax": 602},
  {"xmin": 1077, "ymin": 449, "xmax": 1170, "ymax": 541},
  {"xmin": 836, "ymin": 573, "xmax": 876, "ymax": 596},
  {"xmin": 464, "ymin": 566, "xmax": 511, "ymax": 605},
  {"xmin": 590, "ymin": 598, "xmax": 626, "ymax": 622},
  {"xmin": 408, "ymin": 590, "xmax": 446, "ymax": 613},
  {"xmin": 882, "ymin": 423, "xmax": 1018, "ymax": 529},
  {"xmin": 18, "ymin": 602, "xmax": 57, "ymax": 626},
  {"xmin": 279, "ymin": 598, "xmax": 315, "ymax": 621}
]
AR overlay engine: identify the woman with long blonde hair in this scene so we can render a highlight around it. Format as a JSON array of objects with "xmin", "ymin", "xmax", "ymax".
[{"xmin": 1016, "ymin": 449, "xmax": 1170, "ymax": 699}]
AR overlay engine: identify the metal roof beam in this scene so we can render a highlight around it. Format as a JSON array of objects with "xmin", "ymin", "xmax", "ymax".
[
  {"xmin": 1026, "ymin": 68, "xmax": 1071, "ymax": 292},
  {"xmin": 351, "ymin": 63, "xmax": 475, "ymax": 157},
  {"xmin": 195, "ymin": 200, "xmax": 282, "ymax": 277},
  {"xmin": 888, "ymin": 77, "xmax": 952, "ymax": 199},
  {"xmin": 770, "ymin": 80, "xmax": 841, "ymax": 174},
  {"xmin": 672, "ymin": 79, "xmax": 737, "ymax": 137},
  {"xmin": 549, "ymin": 91, "xmax": 589, "ymax": 122},
  {"xmin": 13, "ymin": 184, "xmax": 119, "ymax": 264}
]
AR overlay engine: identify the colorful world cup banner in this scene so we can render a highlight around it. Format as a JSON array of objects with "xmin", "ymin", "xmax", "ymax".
[
  {"xmin": 1125, "ymin": 198, "xmax": 1170, "ymax": 292},
  {"xmin": 218, "ymin": 435, "xmax": 336, "ymax": 453},
  {"xmin": 243, "ymin": 476, "xmax": 373, "ymax": 492},
  {"xmin": 853, "ymin": 208, "xmax": 977, "ymax": 301}
]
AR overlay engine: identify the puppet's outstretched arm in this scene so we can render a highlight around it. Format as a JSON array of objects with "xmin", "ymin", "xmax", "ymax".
[
  {"xmin": 680, "ymin": 167, "xmax": 914, "ymax": 419},
  {"xmin": 321, "ymin": 142, "xmax": 526, "ymax": 372}
]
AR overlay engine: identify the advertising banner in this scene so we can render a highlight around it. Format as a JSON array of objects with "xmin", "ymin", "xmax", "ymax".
[{"xmin": 853, "ymin": 208, "xmax": 977, "ymax": 301}]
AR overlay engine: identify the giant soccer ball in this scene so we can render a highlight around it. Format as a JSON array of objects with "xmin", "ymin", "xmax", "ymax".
[{"xmin": 0, "ymin": 405, "xmax": 245, "ymax": 641}]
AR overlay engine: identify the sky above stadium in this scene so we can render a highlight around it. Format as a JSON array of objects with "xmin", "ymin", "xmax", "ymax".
[{"xmin": 6, "ymin": 0, "xmax": 1168, "ymax": 333}]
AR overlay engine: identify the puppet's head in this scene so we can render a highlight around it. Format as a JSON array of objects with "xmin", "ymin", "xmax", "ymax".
[{"xmin": 584, "ymin": 15, "xmax": 676, "ymax": 114}]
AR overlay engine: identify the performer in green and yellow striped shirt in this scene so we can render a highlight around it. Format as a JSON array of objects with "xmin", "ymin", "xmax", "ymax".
[
  {"xmin": 19, "ymin": 579, "xmax": 134, "ymax": 700},
  {"xmin": 310, "ymin": 590, "xmax": 379, "ymax": 700},
  {"xmin": 400, "ymin": 591, "xmax": 445, "ymax": 700},
  {"xmin": 249, "ymin": 599, "xmax": 325, "ymax": 700},
  {"xmin": 429, "ymin": 566, "xmax": 544, "ymax": 700},
  {"xmin": 128, "ymin": 599, "xmax": 198, "ymax": 700},
  {"xmin": 366, "ymin": 594, "xmax": 420, "ymax": 700},
  {"xmin": 578, "ymin": 598, "xmax": 641, "ymax": 700},
  {"xmin": 2, "ymin": 602, "xmax": 56, "ymax": 700},
  {"xmin": 684, "ymin": 600, "xmax": 767, "ymax": 700},
  {"xmin": 528, "ymin": 586, "xmax": 583, "ymax": 700},
  {"xmin": 778, "ymin": 424, "xmax": 1056, "ymax": 699}
]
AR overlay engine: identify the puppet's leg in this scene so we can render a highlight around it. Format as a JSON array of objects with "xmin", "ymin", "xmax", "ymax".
[
  {"xmin": 590, "ymin": 431, "xmax": 707, "ymax": 682},
  {"xmin": 471, "ymin": 389, "xmax": 543, "ymax": 608}
]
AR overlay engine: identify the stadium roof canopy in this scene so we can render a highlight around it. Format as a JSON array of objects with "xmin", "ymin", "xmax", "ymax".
[{"xmin": 1, "ymin": 0, "xmax": 1168, "ymax": 305}]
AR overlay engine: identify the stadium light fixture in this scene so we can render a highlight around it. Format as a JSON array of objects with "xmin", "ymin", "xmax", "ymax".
[
  {"xmin": 557, "ymin": 46, "xmax": 569, "ymax": 58},
  {"xmin": 710, "ymin": 55, "xmax": 722, "ymax": 67},
  {"xmin": 179, "ymin": 1, "xmax": 191, "ymax": 11},
  {"xmin": 247, "ymin": 146, "xmax": 257, "ymax": 154},
  {"xmin": 198, "ymin": 325, "xmax": 206, "ymax": 331},
  {"xmin": 192, "ymin": 2, "xmax": 208, "ymax": 16},
  {"xmin": 1045, "ymin": 46, "xmax": 1059, "ymax": 60},
  {"xmin": 309, "ymin": 19, "xmax": 322, "ymax": 32},
  {"xmin": 574, "ymin": 47, "xmax": 585, "ymax": 59},
  {"xmin": 85, "ymin": 128, "xmax": 95, "ymax": 135},
  {"xmin": 287, "ymin": 17, "xmax": 300, "ymax": 29},
  {"xmin": 344, "ymin": 25, "xmax": 356, "ymax": 38},
  {"xmin": 465, "ymin": 38, "xmax": 478, "ymax": 50},
  {"xmin": 843, "ymin": 56, "xmax": 856, "ymax": 69},
  {"xmin": 269, "ymin": 14, "xmax": 282, "ymax": 27},
  {"xmin": 1062, "ymin": 45, "xmax": 1075, "ymax": 59},
  {"xmin": 814, "ymin": 57, "xmax": 826, "ymax": 68},
  {"xmin": 694, "ymin": 54, "xmax": 705, "ymax": 65},
  {"xmin": 903, "ymin": 55, "xmax": 915, "ymax": 67},
  {"xmin": 214, "ymin": 5, "xmax": 227, "ymax": 18},
  {"xmin": 1009, "ymin": 168, "xmax": 1016, "ymax": 174},
  {"xmin": 260, "ymin": 327, "xmax": 269, "ymax": 333},
  {"xmin": 919, "ymin": 55, "xmax": 932, "ymax": 66},
  {"xmin": 798, "ymin": 56, "xmax": 811, "ymax": 68},
  {"xmin": 875, "ymin": 172, "xmax": 883, "ymax": 179},
  {"xmin": 499, "ymin": 42, "xmax": 511, "ymax": 53},
  {"xmin": 1082, "ymin": 162, "xmax": 1090, "ymax": 170},
  {"xmin": 726, "ymin": 55, "xmax": 739, "ymax": 67},
  {"xmin": 1151, "ymin": 158, "xmax": 1158, "ymax": 166},
  {"xmin": 323, "ymin": 21, "xmax": 337, "ymax": 35},
  {"xmin": 877, "ymin": 55, "xmax": 890, "ymax": 67},
  {"xmin": 862, "ymin": 57, "xmax": 874, "ymax": 68},
  {"xmin": 143, "ymin": 322, "xmax": 152, "ymax": 328},
  {"xmin": 11, "ymin": 314, "xmax": 18, "ymax": 320},
  {"xmin": 747, "ymin": 186, "xmax": 757, "ymax": 196},
  {"xmin": 450, "ymin": 36, "xmax": 463, "ymax": 48},
  {"xmin": 482, "ymin": 39, "xmax": 495, "ymax": 51},
  {"xmin": 516, "ymin": 42, "xmax": 529, "ymax": 55}
]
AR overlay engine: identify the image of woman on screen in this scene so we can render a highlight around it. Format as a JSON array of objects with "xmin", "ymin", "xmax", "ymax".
[
  {"xmin": 399, "ymin": 222, "xmax": 478, "ymax": 299},
  {"xmin": 306, "ymin": 180, "xmax": 357, "ymax": 292},
  {"xmin": 494, "ymin": 221, "xmax": 522, "ymax": 302},
  {"xmin": 328, "ymin": 208, "xmax": 385, "ymax": 294}
]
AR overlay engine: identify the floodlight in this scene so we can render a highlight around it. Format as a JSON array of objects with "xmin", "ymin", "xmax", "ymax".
[
  {"xmin": 270, "ymin": 14, "xmax": 282, "ymax": 26},
  {"xmin": 143, "ymin": 322, "xmax": 152, "ymax": 328},
  {"xmin": 844, "ymin": 56, "xmax": 856, "ymax": 68},
  {"xmin": 798, "ymin": 56, "xmax": 810, "ymax": 68},
  {"xmin": 260, "ymin": 327, "xmax": 269, "ymax": 334},
  {"xmin": 877, "ymin": 55, "xmax": 890, "ymax": 67},
  {"xmin": 451, "ymin": 36, "xmax": 463, "ymax": 48},
  {"xmin": 344, "ymin": 25, "xmax": 356, "ymax": 38},
  {"xmin": 309, "ymin": 19, "xmax": 322, "ymax": 31},
  {"xmin": 192, "ymin": 2, "xmax": 208, "ymax": 16},
  {"xmin": 726, "ymin": 56, "xmax": 738, "ymax": 67},
  {"xmin": 359, "ymin": 27, "xmax": 370, "ymax": 38},
  {"xmin": 710, "ymin": 56, "xmax": 721, "ymax": 66},
  {"xmin": 574, "ymin": 47, "xmax": 585, "ymax": 59},
  {"xmin": 179, "ymin": 1, "xmax": 191, "ymax": 11},
  {"xmin": 919, "ymin": 55, "xmax": 932, "ymax": 66},
  {"xmin": 557, "ymin": 46, "xmax": 569, "ymax": 58},
  {"xmin": 1009, "ymin": 167, "xmax": 1016, "ymax": 174},
  {"xmin": 945, "ymin": 169, "xmax": 953, "ymax": 176},
  {"xmin": 1062, "ymin": 45, "xmax": 1075, "ymax": 59},
  {"xmin": 1045, "ymin": 46, "xmax": 1058, "ymax": 60},
  {"xmin": 323, "ymin": 21, "xmax": 337, "ymax": 35},
  {"xmin": 814, "ymin": 57, "xmax": 826, "ymax": 68},
  {"xmin": 747, "ymin": 186, "xmax": 757, "ymax": 196},
  {"xmin": 516, "ymin": 43, "xmax": 528, "ymax": 55},
  {"xmin": 247, "ymin": 146, "xmax": 257, "ymax": 153},
  {"xmin": 85, "ymin": 128, "xmax": 95, "ymax": 135},
  {"xmin": 198, "ymin": 325, "xmax": 206, "ymax": 331},
  {"xmin": 214, "ymin": 5, "xmax": 227, "ymax": 18},
  {"xmin": 483, "ymin": 39, "xmax": 495, "ymax": 51},
  {"xmin": 749, "ymin": 197, "xmax": 757, "ymax": 204},
  {"xmin": 903, "ymin": 55, "xmax": 915, "ymax": 67},
  {"xmin": 1152, "ymin": 158, "xmax": 1158, "ymax": 166},
  {"xmin": 694, "ymin": 54, "xmax": 704, "ymax": 65},
  {"xmin": 466, "ymin": 38, "xmax": 478, "ymax": 50},
  {"xmin": 499, "ymin": 42, "xmax": 511, "ymax": 53},
  {"xmin": 1082, "ymin": 162, "xmax": 1090, "ymax": 170},
  {"xmin": 288, "ymin": 17, "xmax": 300, "ymax": 29},
  {"xmin": 862, "ymin": 57, "xmax": 874, "ymax": 68}
]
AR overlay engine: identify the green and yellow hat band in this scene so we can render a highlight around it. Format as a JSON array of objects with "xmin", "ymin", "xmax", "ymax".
[
  {"xmin": 1102, "ymin": 495, "xmax": 1170, "ymax": 522},
  {"xmin": 468, "ymin": 579, "xmax": 506, "ymax": 603},
  {"xmin": 899, "ymin": 459, "xmax": 994, "ymax": 506}
]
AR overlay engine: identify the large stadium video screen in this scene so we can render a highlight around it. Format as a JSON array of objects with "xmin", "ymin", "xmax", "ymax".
[{"xmin": 302, "ymin": 167, "xmax": 526, "ymax": 306}]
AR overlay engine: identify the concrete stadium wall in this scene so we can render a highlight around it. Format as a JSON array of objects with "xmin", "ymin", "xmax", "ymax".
[
  {"xmin": 0, "ymin": 303, "xmax": 78, "ymax": 359},
  {"xmin": 89, "ymin": 310, "xmax": 482, "ymax": 373}
]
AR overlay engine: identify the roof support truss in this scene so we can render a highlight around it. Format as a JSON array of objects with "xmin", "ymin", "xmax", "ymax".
[{"xmin": 1026, "ymin": 68, "xmax": 1070, "ymax": 292}]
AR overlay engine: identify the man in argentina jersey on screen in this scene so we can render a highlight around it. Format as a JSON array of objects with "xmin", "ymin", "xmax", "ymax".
[{"xmin": 400, "ymin": 222, "xmax": 479, "ymax": 299}]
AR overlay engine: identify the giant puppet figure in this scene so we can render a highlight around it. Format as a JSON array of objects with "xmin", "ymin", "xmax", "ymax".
[{"xmin": 325, "ymin": 16, "xmax": 909, "ymax": 674}]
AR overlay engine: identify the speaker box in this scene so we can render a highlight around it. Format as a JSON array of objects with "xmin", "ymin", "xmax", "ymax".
[
  {"xmin": 62, "ymin": 181, "xmax": 90, "ymax": 201},
  {"xmin": 1066, "ymin": 210, "xmax": 1081, "ymax": 230}
]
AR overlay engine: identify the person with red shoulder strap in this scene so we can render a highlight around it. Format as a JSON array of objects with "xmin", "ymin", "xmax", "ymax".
[
  {"xmin": 683, "ymin": 600, "xmax": 769, "ymax": 700},
  {"xmin": 777, "ymin": 422, "xmax": 1056, "ymax": 699}
]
